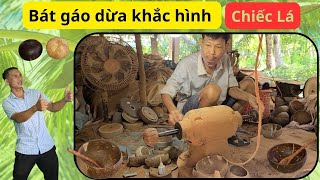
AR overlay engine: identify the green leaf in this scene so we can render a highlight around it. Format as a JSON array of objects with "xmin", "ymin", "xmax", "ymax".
[
  {"xmin": 50, "ymin": 59, "xmax": 74, "ymax": 89},
  {"xmin": 299, "ymin": 2, "xmax": 320, "ymax": 14},
  {"xmin": 0, "ymin": 30, "xmax": 77, "ymax": 52},
  {"xmin": 60, "ymin": 30, "xmax": 88, "ymax": 43}
]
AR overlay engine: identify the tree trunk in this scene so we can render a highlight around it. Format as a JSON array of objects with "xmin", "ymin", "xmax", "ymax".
[
  {"xmin": 273, "ymin": 34, "xmax": 282, "ymax": 67},
  {"xmin": 168, "ymin": 38, "xmax": 173, "ymax": 60},
  {"xmin": 173, "ymin": 37, "xmax": 180, "ymax": 64},
  {"xmin": 151, "ymin": 34, "xmax": 158, "ymax": 54},
  {"xmin": 266, "ymin": 34, "xmax": 275, "ymax": 70},
  {"xmin": 134, "ymin": 34, "xmax": 147, "ymax": 106},
  {"xmin": 227, "ymin": 35, "xmax": 232, "ymax": 52}
]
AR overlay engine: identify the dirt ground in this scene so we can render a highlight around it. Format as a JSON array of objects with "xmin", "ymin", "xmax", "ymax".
[{"xmin": 75, "ymin": 120, "xmax": 317, "ymax": 178}]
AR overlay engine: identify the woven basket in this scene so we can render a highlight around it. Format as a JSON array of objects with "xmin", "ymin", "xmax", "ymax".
[{"xmin": 242, "ymin": 89, "xmax": 272, "ymax": 120}]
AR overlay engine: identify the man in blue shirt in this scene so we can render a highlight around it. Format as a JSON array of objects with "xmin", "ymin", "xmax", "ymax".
[{"xmin": 2, "ymin": 67, "xmax": 73, "ymax": 180}]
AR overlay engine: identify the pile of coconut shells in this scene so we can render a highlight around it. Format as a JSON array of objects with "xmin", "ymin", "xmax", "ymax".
[
  {"xmin": 127, "ymin": 145, "xmax": 181, "ymax": 177},
  {"xmin": 271, "ymin": 96, "xmax": 317, "ymax": 128},
  {"xmin": 110, "ymin": 98, "xmax": 169, "ymax": 131},
  {"xmin": 271, "ymin": 76, "xmax": 318, "ymax": 129}
]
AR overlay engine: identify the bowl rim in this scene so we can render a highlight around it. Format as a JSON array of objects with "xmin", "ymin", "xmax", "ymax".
[
  {"xmin": 262, "ymin": 123, "xmax": 282, "ymax": 131},
  {"xmin": 77, "ymin": 139, "xmax": 123, "ymax": 169},
  {"xmin": 98, "ymin": 123, "xmax": 124, "ymax": 132},
  {"xmin": 267, "ymin": 143, "xmax": 307, "ymax": 165},
  {"xmin": 195, "ymin": 154, "xmax": 228, "ymax": 175},
  {"xmin": 227, "ymin": 165, "xmax": 249, "ymax": 177}
]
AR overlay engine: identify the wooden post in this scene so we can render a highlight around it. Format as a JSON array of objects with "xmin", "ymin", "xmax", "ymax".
[{"xmin": 135, "ymin": 34, "xmax": 147, "ymax": 106}]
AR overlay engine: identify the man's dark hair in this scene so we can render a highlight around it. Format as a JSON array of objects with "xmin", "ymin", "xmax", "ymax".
[
  {"xmin": 2, "ymin": 67, "xmax": 18, "ymax": 80},
  {"xmin": 202, "ymin": 34, "xmax": 230, "ymax": 43}
]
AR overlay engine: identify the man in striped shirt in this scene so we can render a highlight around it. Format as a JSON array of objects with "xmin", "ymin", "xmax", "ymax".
[{"xmin": 2, "ymin": 67, "xmax": 73, "ymax": 180}]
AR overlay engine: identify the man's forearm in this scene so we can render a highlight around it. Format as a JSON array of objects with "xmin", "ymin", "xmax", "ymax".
[
  {"xmin": 161, "ymin": 94, "xmax": 178, "ymax": 113},
  {"xmin": 11, "ymin": 105, "xmax": 38, "ymax": 123},
  {"xmin": 49, "ymin": 99, "xmax": 67, "ymax": 112},
  {"xmin": 228, "ymin": 87, "xmax": 251, "ymax": 102}
]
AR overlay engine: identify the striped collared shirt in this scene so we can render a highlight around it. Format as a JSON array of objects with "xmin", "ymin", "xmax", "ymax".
[
  {"xmin": 2, "ymin": 88, "xmax": 54, "ymax": 155},
  {"xmin": 160, "ymin": 52, "xmax": 239, "ymax": 111}
]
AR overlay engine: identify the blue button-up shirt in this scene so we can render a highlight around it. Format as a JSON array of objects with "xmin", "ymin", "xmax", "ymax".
[{"xmin": 2, "ymin": 88, "xmax": 55, "ymax": 155}]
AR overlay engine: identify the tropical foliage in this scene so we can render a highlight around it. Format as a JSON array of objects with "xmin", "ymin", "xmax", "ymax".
[
  {"xmin": 232, "ymin": 34, "xmax": 317, "ymax": 82},
  {"xmin": 138, "ymin": 33, "xmax": 316, "ymax": 82},
  {"xmin": 0, "ymin": 32, "xmax": 86, "ymax": 179},
  {"xmin": 0, "ymin": 1, "xmax": 319, "ymax": 180}
]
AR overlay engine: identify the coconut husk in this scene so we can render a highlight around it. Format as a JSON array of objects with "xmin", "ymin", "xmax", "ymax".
[
  {"xmin": 145, "ymin": 63, "xmax": 173, "ymax": 84},
  {"xmin": 143, "ymin": 53, "xmax": 164, "ymax": 65},
  {"xmin": 146, "ymin": 83, "xmax": 165, "ymax": 106},
  {"xmin": 106, "ymin": 86, "xmax": 130, "ymax": 117},
  {"xmin": 126, "ymin": 80, "xmax": 165, "ymax": 107},
  {"xmin": 304, "ymin": 94, "xmax": 317, "ymax": 123},
  {"xmin": 285, "ymin": 120, "xmax": 315, "ymax": 131}
]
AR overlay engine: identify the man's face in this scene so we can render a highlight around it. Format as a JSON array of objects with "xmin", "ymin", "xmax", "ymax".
[
  {"xmin": 200, "ymin": 36, "xmax": 227, "ymax": 68},
  {"xmin": 5, "ymin": 69, "xmax": 23, "ymax": 88}
]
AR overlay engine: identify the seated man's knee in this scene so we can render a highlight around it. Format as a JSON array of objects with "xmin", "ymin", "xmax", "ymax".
[{"xmin": 202, "ymin": 84, "xmax": 222, "ymax": 103}]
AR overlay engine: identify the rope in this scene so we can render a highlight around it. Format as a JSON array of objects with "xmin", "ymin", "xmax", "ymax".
[{"xmin": 225, "ymin": 34, "xmax": 264, "ymax": 166}]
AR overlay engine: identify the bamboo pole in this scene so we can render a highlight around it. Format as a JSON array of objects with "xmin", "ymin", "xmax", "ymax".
[{"xmin": 135, "ymin": 34, "xmax": 147, "ymax": 106}]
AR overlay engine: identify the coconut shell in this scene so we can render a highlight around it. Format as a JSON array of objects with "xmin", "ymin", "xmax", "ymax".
[
  {"xmin": 145, "ymin": 153, "xmax": 170, "ymax": 168},
  {"xmin": 272, "ymin": 112, "xmax": 290, "ymax": 127},
  {"xmin": 291, "ymin": 110, "xmax": 312, "ymax": 125},
  {"xmin": 168, "ymin": 146, "xmax": 182, "ymax": 160},
  {"xmin": 275, "ymin": 97, "xmax": 286, "ymax": 108},
  {"xmin": 46, "ymin": 37, "xmax": 69, "ymax": 59},
  {"xmin": 152, "ymin": 106, "xmax": 164, "ymax": 118},
  {"xmin": 289, "ymin": 100, "xmax": 305, "ymax": 115},
  {"xmin": 122, "ymin": 121, "xmax": 143, "ymax": 131},
  {"xmin": 272, "ymin": 105, "xmax": 289, "ymax": 117},
  {"xmin": 135, "ymin": 146, "xmax": 150, "ymax": 156},
  {"xmin": 143, "ymin": 128, "xmax": 159, "ymax": 147},
  {"xmin": 128, "ymin": 155, "xmax": 148, "ymax": 167},
  {"xmin": 98, "ymin": 123, "xmax": 123, "ymax": 138}
]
